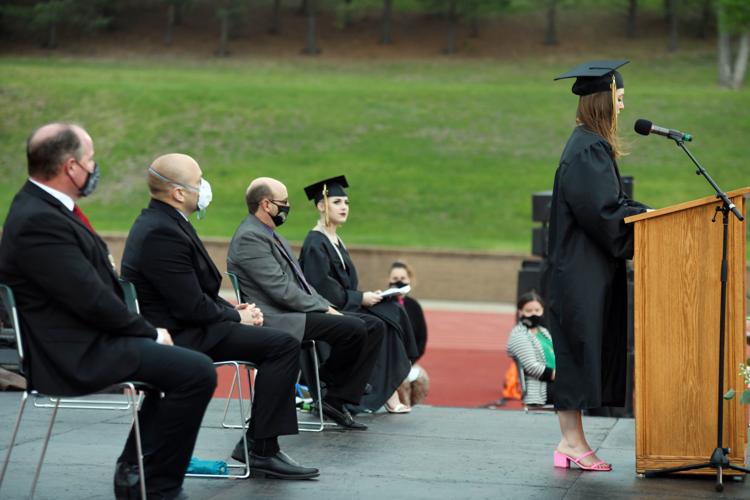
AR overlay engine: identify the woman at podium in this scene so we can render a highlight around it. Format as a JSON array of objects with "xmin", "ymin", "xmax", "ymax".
[{"xmin": 545, "ymin": 60, "xmax": 649, "ymax": 472}]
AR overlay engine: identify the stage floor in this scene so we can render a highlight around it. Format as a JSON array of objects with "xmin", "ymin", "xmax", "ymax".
[{"xmin": 1, "ymin": 394, "xmax": 749, "ymax": 499}]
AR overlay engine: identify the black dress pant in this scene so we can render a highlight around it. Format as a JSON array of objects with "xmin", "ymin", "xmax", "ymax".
[
  {"xmin": 119, "ymin": 339, "xmax": 217, "ymax": 497},
  {"xmin": 302, "ymin": 312, "xmax": 384, "ymax": 405},
  {"xmin": 203, "ymin": 322, "xmax": 301, "ymax": 439}
]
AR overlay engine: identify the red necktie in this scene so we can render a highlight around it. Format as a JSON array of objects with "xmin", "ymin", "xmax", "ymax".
[{"xmin": 73, "ymin": 204, "xmax": 96, "ymax": 233}]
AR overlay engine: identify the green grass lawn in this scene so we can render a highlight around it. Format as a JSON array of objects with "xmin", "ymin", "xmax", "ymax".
[{"xmin": 1, "ymin": 54, "xmax": 748, "ymax": 252}]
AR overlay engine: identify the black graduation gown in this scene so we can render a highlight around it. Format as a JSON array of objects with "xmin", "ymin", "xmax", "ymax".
[
  {"xmin": 542, "ymin": 126, "xmax": 649, "ymax": 410},
  {"xmin": 401, "ymin": 296, "xmax": 427, "ymax": 361},
  {"xmin": 299, "ymin": 230, "xmax": 415, "ymax": 410}
]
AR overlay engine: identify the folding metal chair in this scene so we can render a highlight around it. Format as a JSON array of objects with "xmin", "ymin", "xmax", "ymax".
[
  {"xmin": 0, "ymin": 283, "xmax": 149, "ymax": 500},
  {"xmin": 32, "ymin": 279, "xmax": 145, "ymax": 412},
  {"xmin": 224, "ymin": 272, "xmax": 336, "ymax": 432}
]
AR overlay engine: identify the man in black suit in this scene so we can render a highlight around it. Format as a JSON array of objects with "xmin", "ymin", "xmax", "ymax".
[
  {"xmin": 0, "ymin": 123, "xmax": 217, "ymax": 500},
  {"xmin": 121, "ymin": 153, "xmax": 318, "ymax": 480}
]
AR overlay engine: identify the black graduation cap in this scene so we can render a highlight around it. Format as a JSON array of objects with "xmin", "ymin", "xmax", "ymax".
[
  {"xmin": 304, "ymin": 175, "xmax": 349, "ymax": 204},
  {"xmin": 554, "ymin": 60, "xmax": 629, "ymax": 96}
]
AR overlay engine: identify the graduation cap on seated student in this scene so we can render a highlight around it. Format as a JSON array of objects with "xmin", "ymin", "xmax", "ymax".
[
  {"xmin": 304, "ymin": 175, "xmax": 349, "ymax": 226},
  {"xmin": 555, "ymin": 59, "xmax": 629, "ymax": 134}
]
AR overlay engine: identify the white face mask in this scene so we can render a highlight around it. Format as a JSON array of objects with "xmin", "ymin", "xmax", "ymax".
[{"xmin": 196, "ymin": 179, "xmax": 212, "ymax": 219}]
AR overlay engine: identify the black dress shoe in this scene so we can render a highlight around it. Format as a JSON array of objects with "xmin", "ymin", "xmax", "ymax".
[
  {"xmin": 230, "ymin": 437, "xmax": 254, "ymax": 463},
  {"xmin": 319, "ymin": 401, "xmax": 368, "ymax": 430},
  {"xmin": 114, "ymin": 461, "xmax": 141, "ymax": 500},
  {"xmin": 249, "ymin": 451, "xmax": 320, "ymax": 480}
]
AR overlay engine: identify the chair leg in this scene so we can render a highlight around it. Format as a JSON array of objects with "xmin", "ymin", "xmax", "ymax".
[
  {"xmin": 229, "ymin": 363, "xmax": 250, "ymax": 478},
  {"xmin": 29, "ymin": 397, "xmax": 60, "ymax": 499},
  {"xmin": 299, "ymin": 341, "xmax": 335, "ymax": 432},
  {"xmin": 0, "ymin": 391, "xmax": 29, "ymax": 491},
  {"xmin": 187, "ymin": 362, "xmax": 252, "ymax": 479},
  {"xmin": 127, "ymin": 384, "xmax": 147, "ymax": 500},
  {"xmin": 220, "ymin": 369, "xmax": 239, "ymax": 428}
]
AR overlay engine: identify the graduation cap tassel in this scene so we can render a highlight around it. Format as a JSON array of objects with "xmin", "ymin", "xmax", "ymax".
[
  {"xmin": 610, "ymin": 75, "xmax": 618, "ymax": 135},
  {"xmin": 323, "ymin": 183, "xmax": 330, "ymax": 227}
]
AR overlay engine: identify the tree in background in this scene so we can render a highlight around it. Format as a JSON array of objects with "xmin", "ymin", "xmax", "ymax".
[
  {"xmin": 215, "ymin": 0, "xmax": 248, "ymax": 56},
  {"xmin": 420, "ymin": 0, "xmax": 499, "ymax": 54},
  {"xmin": 164, "ymin": 0, "xmax": 192, "ymax": 46},
  {"xmin": 666, "ymin": 0, "xmax": 679, "ymax": 51},
  {"xmin": 0, "ymin": 0, "xmax": 112, "ymax": 48},
  {"xmin": 544, "ymin": 0, "xmax": 559, "ymax": 45},
  {"xmin": 626, "ymin": 0, "xmax": 638, "ymax": 38},
  {"xmin": 302, "ymin": 0, "xmax": 321, "ymax": 54},
  {"xmin": 380, "ymin": 0, "xmax": 394, "ymax": 44},
  {"xmin": 269, "ymin": 0, "xmax": 283, "ymax": 34},
  {"xmin": 717, "ymin": 0, "xmax": 750, "ymax": 89}
]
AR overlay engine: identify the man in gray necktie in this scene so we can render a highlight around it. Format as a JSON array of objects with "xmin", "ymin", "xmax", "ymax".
[{"xmin": 227, "ymin": 177, "xmax": 383, "ymax": 430}]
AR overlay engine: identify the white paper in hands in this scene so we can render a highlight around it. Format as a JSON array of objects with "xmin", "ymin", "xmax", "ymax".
[{"xmin": 379, "ymin": 285, "xmax": 411, "ymax": 298}]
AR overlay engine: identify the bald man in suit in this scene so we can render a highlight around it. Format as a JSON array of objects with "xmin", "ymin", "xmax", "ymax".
[{"xmin": 121, "ymin": 154, "xmax": 318, "ymax": 480}]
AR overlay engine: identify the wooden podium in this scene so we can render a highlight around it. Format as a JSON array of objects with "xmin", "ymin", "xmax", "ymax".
[{"xmin": 624, "ymin": 188, "xmax": 749, "ymax": 475}]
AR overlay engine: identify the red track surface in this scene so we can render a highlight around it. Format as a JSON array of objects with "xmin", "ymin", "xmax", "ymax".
[
  {"xmin": 213, "ymin": 307, "xmax": 525, "ymax": 410},
  {"xmin": 418, "ymin": 309, "xmax": 523, "ymax": 409}
]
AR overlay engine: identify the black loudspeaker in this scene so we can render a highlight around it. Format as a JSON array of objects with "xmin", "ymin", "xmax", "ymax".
[
  {"xmin": 532, "ymin": 227, "xmax": 548, "ymax": 258},
  {"xmin": 516, "ymin": 260, "xmax": 543, "ymax": 303},
  {"xmin": 622, "ymin": 175, "xmax": 634, "ymax": 199},
  {"xmin": 532, "ymin": 191, "xmax": 553, "ymax": 223}
]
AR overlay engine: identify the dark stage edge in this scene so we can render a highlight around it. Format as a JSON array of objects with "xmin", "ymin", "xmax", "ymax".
[{"xmin": 0, "ymin": 393, "xmax": 748, "ymax": 499}]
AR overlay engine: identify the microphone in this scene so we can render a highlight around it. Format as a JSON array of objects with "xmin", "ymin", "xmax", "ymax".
[{"xmin": 634, "ymin": 119, "xmax": 693, "ymax": 142}]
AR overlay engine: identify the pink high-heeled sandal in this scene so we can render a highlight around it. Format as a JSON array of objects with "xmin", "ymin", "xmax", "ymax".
[{"xmin": 553, "ymin": 450, "xmax": 611, "ymax": 471}]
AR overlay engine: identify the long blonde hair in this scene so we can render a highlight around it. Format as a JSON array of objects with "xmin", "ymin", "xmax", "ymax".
[{"xmin": 575, "ymin": 87, "xmax": 624, "ymax": 159}]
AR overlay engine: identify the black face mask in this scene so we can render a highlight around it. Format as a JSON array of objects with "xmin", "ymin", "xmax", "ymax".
[
  {"xmin": 389, "ymin": 281, "xmax": 408, "ymax": 289},
  {"xmin": 270, "ymin": 202, "xmax": 290, "ymax": 227},
  {"xmin": 520, "ymin": 314, "xmax": 543, "ymax": 329},
  {"xmin": 78, "ymin": 162, "xmax": 100, "ymax": 197}
]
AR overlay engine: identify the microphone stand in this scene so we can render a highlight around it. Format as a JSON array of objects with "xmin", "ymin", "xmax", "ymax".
[{"xmin": 643, "ymin": 139, "xmax": 747, "ymax": 491}]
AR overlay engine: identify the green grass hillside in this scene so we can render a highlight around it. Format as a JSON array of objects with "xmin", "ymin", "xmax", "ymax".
[{"xmin": 1, "ymin": 55, "xmax": 748, "ymax": 252}]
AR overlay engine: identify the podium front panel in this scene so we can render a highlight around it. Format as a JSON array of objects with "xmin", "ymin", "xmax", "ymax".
[{"xmin": 632, "ymin": 193, "xmax": 747, "ymax": 474}]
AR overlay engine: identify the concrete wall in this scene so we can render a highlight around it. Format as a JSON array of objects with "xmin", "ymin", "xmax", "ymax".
[{"xmin": 102, "ymin": 232, "xmax": 532, "ymax": 303}]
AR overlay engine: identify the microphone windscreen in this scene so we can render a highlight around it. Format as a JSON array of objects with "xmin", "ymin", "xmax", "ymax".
[{"xmin": 634, "ymin": 119, "xmax": 652, "ymax": 136}]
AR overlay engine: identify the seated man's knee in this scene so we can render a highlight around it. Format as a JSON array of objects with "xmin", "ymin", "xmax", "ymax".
[{"xmin": 191, "ymin": 352, "xmax": 218, "ymax": 392}]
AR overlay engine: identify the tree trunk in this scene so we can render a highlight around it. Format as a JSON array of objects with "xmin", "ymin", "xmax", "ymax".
[
  {"xmin": 174, "ymin": 1, "xmax": 184, "ymax": 26},
  {"xmin": 469, "ymin": 15, "xmax": 479, "ymax": 38},
  {"xmin": 270, "ymin": 0, "xmax": 282, "ymax": 34},
  {"xmin": 443, "ymin": 0, "xmax": 457, "ymax": 54},
  {"xmin": 544, "ymin": 0, "xmax": 558, "ymax": 45},
  {"xmin": 718, "ymin": 30, "xmax": 732, "ymax": 86},
  {"xmin": 731, "ymin": 32, "xmax": 750, "ymax": 89},
  {"xmin": 47, "ymin": 23, "xmax": 58, "ymax": 49},
  {"xmin": 380, "ymin": 0, "xmax": 393, "ymax": 44},
  {"xmin": 302, "ymin": 0, "xmax": 320, "ymax": 54},
  {"xmin": 698, "ymin": 0, "xmax": 712, "ymax": 39},
  {"xmin": 667, "ymin": 0, "xmax": 678, "ymax": 52},
  {"xmin": 626, "ymin": 0, "xmax": 637, "ymax": 39},
  {"xmin": 217, "ymin": 8, "xmax": 230, "ymax": 57},
  {"xmin": 165, "ymin": 3, "xmax": 175, "ymax": 46},
  {"xmin": 342, "ymin": 0, "xmax": 353, "ymax": 29}
]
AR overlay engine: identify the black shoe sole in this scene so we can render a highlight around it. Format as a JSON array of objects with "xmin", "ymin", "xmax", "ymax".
[{"xmin": 250, "ymin": 468, "xmax": 320, "ymax": 480}]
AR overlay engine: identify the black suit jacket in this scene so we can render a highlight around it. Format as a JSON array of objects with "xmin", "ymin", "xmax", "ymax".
[
  {"xmin": 0, "ymin": 182, "xmax": 157, "ymax": 396},
  {"xmin": 121, "ymin": 199, "xmax": 240, "ymax": 352}
]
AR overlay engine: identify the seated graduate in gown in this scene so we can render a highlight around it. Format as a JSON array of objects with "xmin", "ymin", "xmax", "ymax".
[{"xmin": 299, "ymin": 175, "xmax": 417, "ymax": 414}]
